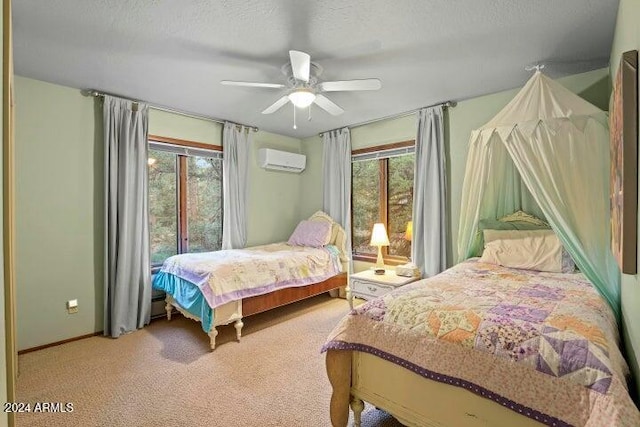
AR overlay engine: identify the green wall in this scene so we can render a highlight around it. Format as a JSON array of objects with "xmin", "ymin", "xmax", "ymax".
[
  {"xmin": 302, "ymin": 68, "xmax": 609, "ymax": 273},
  {"xmin": 247, "ymin": 132, "xmax": 304, "ymax": 246},
  {"xmin": 149, "ymin": 109, "xmax": 220, "ymax": 145},
  {"xmin": 299, "ymin": 136, "xmax": 323, "ymax": 220},
  {"xmin": 15, "ymin": 77, "xmax": 101, "ymax": 351},
  {"xmin": 15, "ymin": 76, "xmax": 305, "ymax": 350},
  {"xmin": 610, "ymin": 0, "xmax": 640, "ymax": 400}
]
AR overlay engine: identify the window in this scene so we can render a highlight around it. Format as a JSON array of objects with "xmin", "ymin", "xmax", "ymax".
[
  {"xmin": 148, "ymin": 138, "xmax": 223, "ymax": 266},
  {"xmin": 352, "ymin": 141, "xmax": 415, "ymax": 263}
]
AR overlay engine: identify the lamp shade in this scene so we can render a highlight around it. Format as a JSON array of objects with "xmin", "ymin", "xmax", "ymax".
[
  {"xmin": 288, "ymin": 89, "xmax": 316, "ymax": 108},
  {"xmin": 370, "ymin": 223, "xmax": 390, "ymax": 246},
  {"xmin": 404, "ymin": 221, "xmax": 413, "ymax": 241}
]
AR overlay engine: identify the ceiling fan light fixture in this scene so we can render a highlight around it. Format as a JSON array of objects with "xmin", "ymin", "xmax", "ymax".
[{"xmin": 288, "ymin": 89, "xmax": 316, "ymax": 108}]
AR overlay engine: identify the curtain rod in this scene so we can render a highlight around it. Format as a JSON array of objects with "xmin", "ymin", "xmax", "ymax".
[
  {"xmin": 84, "ymin": 89, "xmax": 259, "ymax": 132},
  {"xmin": 318, "ymin": 100, "xmax": 455, "ymax": 137}
]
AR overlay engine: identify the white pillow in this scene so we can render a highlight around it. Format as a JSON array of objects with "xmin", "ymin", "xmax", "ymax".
[{"xmin": 480, "ymin": 229, "xmax": 564, "ymax": 272}]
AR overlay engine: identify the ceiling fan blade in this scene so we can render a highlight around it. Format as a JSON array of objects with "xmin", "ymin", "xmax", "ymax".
[
  {"xmin": 318, "ymin": 79, "xmax": 382, "ymax": 92},
  {"xmin": 314, "ymin": 94, "xmax": 344, "ymax": 116},
  {"xmin": 289, "ymin": 50, "xmax": 311, "ymax": 82},
  {"xmin": 262, "ymin": 96, "xmax": 290, "ymax": 114},
  {"xmin": 221, "ymin": 80, "xmax": 285, "ymax": 89}
]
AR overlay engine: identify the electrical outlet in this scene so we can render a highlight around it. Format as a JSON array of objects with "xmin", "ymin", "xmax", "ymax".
[{"xmin": 67, "ymin": 299, "xmax": 78, "ymax": 314}]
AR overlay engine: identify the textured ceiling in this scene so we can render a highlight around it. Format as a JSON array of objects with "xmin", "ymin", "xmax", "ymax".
[{"xmin": 13, "ymin": 0, "xmax": 618, "ymax": 138}]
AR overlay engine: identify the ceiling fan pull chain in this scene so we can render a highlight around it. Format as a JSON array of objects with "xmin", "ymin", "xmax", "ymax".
[{"xmin": 293, "ymin": 104, "xmax": 297, "ymax": 129}]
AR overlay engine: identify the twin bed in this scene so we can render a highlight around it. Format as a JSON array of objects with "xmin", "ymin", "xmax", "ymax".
[
  {"xmin": 153, "ymin": 211, "xmax": 348, "ymax": 350},
  {"xmin": 324, "ymin": 225, "xmax": 640, "ymax": 426}
]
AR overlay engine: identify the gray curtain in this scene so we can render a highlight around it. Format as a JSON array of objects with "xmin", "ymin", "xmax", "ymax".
[
  {"xmin": 412, "ymin": 106, "xmax": 447, "ymax": 277},
  {"xmin": 104, "ymin": 95, "xmax": 151, "ymax": 338},
  {"xmin": 222, "ymin": 122, "xmax": 252, "ymax": 249},
  {"xmin": 322, "ymin": 128, "xmax": 352, "ymax": 271}
]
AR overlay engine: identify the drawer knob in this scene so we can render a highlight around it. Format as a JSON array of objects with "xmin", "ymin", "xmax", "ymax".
[{"xmin": 368, "ymin": 286, "xmax": 377, "ymax": 292}]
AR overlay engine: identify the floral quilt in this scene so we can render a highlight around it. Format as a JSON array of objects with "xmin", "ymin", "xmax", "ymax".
[{"xmin": 323, "ymin": 259, "xmax": 640, "ymax": 426}]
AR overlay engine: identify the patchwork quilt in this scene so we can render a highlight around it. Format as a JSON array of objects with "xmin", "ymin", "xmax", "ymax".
[
  {"xmin": 157, "ymin": 243, "xmax": 342, "ymax": 309},
  {"xmin": 323, "ymin": 259, "xmax": 640, "ymax": 426}
]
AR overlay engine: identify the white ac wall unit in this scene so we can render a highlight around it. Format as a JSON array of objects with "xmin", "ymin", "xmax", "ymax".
[{"xmin": 258, "ymin": 148, "xmax": 306, "ymax": 173}]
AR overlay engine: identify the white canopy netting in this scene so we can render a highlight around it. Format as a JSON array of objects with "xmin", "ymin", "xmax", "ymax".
[{"xmin": 457, "ymin": 71, "xmax": 620, "ymax": 320}]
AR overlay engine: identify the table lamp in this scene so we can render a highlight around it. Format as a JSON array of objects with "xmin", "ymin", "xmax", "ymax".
[
  {"xmin": 404, "ymin": 221, "xmax": 413, "ymax": 241},
  {"xmin": 370, "ymin": 223, "xmax": 390, "ymax": 273},
  {"xmin": 405, "ymin": 221, "xmax": 413, "ymax": 261}
]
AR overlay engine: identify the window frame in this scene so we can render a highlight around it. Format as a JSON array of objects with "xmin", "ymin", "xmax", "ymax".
[
  {"xmin": 148, "ymin": 135, "xmax": 223, "ymax": 269},
  {"xmin": 351, "ymin": 140, "xmax": 415, "ymax": 266}
]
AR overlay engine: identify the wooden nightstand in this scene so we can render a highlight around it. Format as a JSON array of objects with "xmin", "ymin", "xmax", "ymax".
[{"xmin": 347, "ymin": 269, "xmax": 421, "ymax": 308}]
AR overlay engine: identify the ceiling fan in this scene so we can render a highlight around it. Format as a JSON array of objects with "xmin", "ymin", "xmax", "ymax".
[{"xmin": 221, "ymin": 50, "xmax": 381, "ymax": 128}]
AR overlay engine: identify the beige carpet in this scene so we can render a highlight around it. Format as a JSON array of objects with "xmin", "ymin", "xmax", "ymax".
[{"xmin": 17, "ymin": 295, "xmax": 404, "ymax": 427}]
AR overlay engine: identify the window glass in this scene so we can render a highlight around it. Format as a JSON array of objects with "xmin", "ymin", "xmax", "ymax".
[
  {"xmin": 148, "ymin": 141, "xmax": 223, "ymax": 266},
  {"xmin": 148, "ymin": 149, "xmax": 178, "ymax": 264},
  {"xmin": 388, "ymin": 155, "xmax": 414, "ymax": 257},
  {"xmin": 187, "ymin": 156, "xmax": 223, "ymax": 253},
  {"xmin": 352, "ymin": 159, "xmax": 380, "ymax": 254},
  {"xmin": 351, "ymin": 149, "xmax": 415, "ymax": 261}
]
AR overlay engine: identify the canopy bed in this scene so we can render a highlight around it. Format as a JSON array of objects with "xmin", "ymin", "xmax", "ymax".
[
  {"xmin": 323, "ymin": 72, "xmax": 640, "ymax": 426},
  {"xmin": 154, "ymin": 211, "xmax": 348, "ymax": 350}
]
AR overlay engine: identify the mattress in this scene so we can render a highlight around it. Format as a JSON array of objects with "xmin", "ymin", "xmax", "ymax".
[{"xmin": 323, "ymin": 259, "xmax": 640, "ymax": 426}]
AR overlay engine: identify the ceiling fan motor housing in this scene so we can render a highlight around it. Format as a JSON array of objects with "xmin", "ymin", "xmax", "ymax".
[{"xmin": 282, "ymin": 62, "xmax": 324, "ymax": 87}]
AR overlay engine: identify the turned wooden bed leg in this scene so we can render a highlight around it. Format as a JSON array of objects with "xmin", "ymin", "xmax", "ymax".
[
  {"xmin": 351, "ymin": 397, "xmax": 364, "ymax": 427},
  {"xmin": 234, "ymin": 319, "xmax": 244, "ymax": 342},
  {"xmin": 326, "ymin": 350, "xmax": 352, "ymax": 427},
  {"xmin": 208, "ymin": 327, "xmax": 218, "ymax": 351},
  {"xmin": 165, "ymin": 302, "xmax": 172, "ymax": 321}
]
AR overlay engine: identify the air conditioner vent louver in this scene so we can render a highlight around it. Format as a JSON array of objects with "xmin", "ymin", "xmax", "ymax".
[{"xmin": 258, "ymin": 148, "xmax": 306, "ymax": 173}]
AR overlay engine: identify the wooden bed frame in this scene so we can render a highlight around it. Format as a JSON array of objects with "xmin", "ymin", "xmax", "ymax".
[
  {"xmin": 166, "ymin": 272, "xmax": 347, "ymax": 350},
  {"xmin": 326, "ymin": 350, "xmax": 544, "ymax": 427}
]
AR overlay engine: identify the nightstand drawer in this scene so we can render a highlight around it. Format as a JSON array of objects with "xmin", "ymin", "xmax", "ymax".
[
  {"xmin": 351, "ymin": 279, "xmax": 394, "ymax": 298},
  {"xmin": 348, "ymin": 270, "xmax": 419, "ymax": 307}
]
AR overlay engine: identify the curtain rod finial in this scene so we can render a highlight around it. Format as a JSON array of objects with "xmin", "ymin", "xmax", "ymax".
[{"xmin": 81, "ymin": 89, "xmax": 100, "ymax": 97}]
